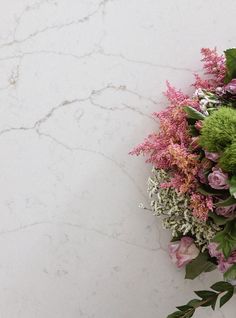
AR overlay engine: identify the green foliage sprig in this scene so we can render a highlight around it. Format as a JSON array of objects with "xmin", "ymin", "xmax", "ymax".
[{"xmin": 167, "ymin": 282, "xmax": 234, "ymax": 318}]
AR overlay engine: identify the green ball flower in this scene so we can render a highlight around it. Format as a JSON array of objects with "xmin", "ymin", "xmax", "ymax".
[
  {"xmin": 219, "ymin": 142, "xmax": 236, "ymax": 173},
  {"xmin": 199, "ymin": 106, "xmax": 236, "ymax": 152}
]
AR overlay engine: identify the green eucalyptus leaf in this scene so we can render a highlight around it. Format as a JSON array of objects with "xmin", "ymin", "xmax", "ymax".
[
  {"xmin": 224, "ymin": 48, "xmax": 236, "ymax": 83},
  {"xmin": 185, "ymin": 252, "xmax": 216, "ymax": 280},
  {"xmin": 215, "ymin": 196, "xmax": 236, "ymax": 207},
  {"xmin": 208, "ymin": 212, "xmax": 229, "ymax": 226},
  {"xmin": 184, "ymin": 106, "xmax": 206, "ymax": 120}
]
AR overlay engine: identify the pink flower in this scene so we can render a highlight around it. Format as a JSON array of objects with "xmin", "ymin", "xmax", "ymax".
[
  {"xmin": 193, "ymin": 48, "xmax": 226, "ymax": 90},
  {"xmin": 225, "ymin": 79, "xmax": 236, "ymax": 94},
  {"xmin": 215, "ymin": 205, "xmax": 236, "ymax": 218},
  {"xmin": 208, "ymin": 243, "xmax": 236, "ymax": 272},
  {"xmin": 205, "ymin": 151, "xmax": 220, "ymax": 162},
  {"xmin": 208, "ymin": 167, "xmax": 229, "ymax": 190},
  {"xmin": 168, "ymin": 237, "xmax": 199, "ymax": 268}
]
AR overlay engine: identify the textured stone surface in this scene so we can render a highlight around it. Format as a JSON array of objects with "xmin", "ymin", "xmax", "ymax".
[{"xmin": 0, "ymin": 1, "xmax": 235, "ymax": 317}]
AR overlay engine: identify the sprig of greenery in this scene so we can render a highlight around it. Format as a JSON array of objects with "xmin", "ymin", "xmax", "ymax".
[
  {"xmin": 213, "ymin": 220, "xmax": 236, "ymax": 258},
  {"xmin": 167, "ymin": 281, "xmax": 234, "ymax": 318}
]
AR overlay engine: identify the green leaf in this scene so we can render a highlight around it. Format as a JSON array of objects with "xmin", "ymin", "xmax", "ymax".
[
  {"xmin": 213, "ymin": 221, "xmax": 236, "ymax": 258},
  {"xmin": 167, "ymin": 311, "xmax": 185, "ymax": 318},
  {"xmin": 211, "ymin": 281, "xmax": 233, "ymax": 292},
  {"xmin": 208, "ymin": 212, "xmax": 229, "ymax": 225},
  {"xmin": 198, "ymin": 185, "xmax": 228, "ymax": 196},
  {"xmin": 185, "ymin": 252, "xmax": 216, "ymax": 280},
  {"xmin": 215, "ymin": 196, "xmax": 236, "ymax": 207},
  {"xmin": 186, "ymin": 299, "xmax": 201, "ymax": 307},
  {"xmin": 224, "ymin": 264, "xmax": 236, "ymax": 280},
  {"xmin": 224, "ymin": 48, "xmax": 236, "ymax": 83},
  {"xmin": 229, "ymin": 175, "xmax": 236, "ymax": 197},
  {"xmin": 176, "ymin": 305, "xmax": 192, "ymax": 312},
  {"xmin": 194, "ymin": 290, "xmax": 216, "ymax": 299},
  {"xmin": 220, "ymin": 290, "xmax": 234, "ymax": 308},
  {"xmin": 184, "ymin": 106, "xmax": 206, "ymax": 120}
]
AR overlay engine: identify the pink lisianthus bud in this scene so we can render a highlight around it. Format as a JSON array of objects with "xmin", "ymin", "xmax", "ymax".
[
  {"xmin": 205, "ymin": 151, "xmax": 220, "ymax": 162},
  {"xmin": 208, "ymin": 167, "xmax": 229, "ymax": 190},
  {"xmin": 195, "ymin": 120, "xmax": 203, "ymax": 130},
  {"xmin": 168, "ymin": 237, "xmax": 199, "ymax": 268},
  {"xmin": 225, "ymin": 79, "xmax": 236, "ymax": 94}
]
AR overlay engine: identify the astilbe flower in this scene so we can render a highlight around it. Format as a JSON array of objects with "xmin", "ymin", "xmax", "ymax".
[
  {"xmin": 130, "ymin": 82, "xmax": 200, "ymax": 194},
  {"xmin": 193, "ymin": 48, "xmax": 226, "ymax": 90},
  {"xmin": 130, "ymin": 83, "xmax": 198, "ymax": 166},
  {"xmin": 160, "ymin": 143, "xmax": 199, "ymax": 193},
  {"xmin": 190, "ymin": 193, "xmax": 213, "ymax": 221}
]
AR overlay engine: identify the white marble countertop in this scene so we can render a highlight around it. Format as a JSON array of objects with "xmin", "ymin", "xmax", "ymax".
[{"xmin": 0, "ymin": 1, "xmax": 235, "ymax": 317}]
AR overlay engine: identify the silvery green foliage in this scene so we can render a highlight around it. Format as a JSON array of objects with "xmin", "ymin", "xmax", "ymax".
[
  {"xmin": 194, "ymin": 88, "xmax": 221, "ymax": 115},
  {"xmin": 148, "ymin": 168, "xmax": 220, "ymax": 248}
]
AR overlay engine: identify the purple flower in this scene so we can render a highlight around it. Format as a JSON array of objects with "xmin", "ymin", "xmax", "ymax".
[
  {"xmin": 168, "ymin": 237, "xmax": 199, "ymax": 268},
  {"xmin": 205, "ymin": 151, "xmax": 220, "ymax": 162},
  {"xmin": 225, "ymin": 79, "xmax": 236, "ymax": 94},
  {"xmin": 208, "ymin": 167, "xmax": 229, "ymax": 190}
]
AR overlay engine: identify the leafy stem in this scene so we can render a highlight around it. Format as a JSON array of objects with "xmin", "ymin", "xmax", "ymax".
[{"xmin": 167, "ymin": 281, "xmax": 234, "ymax": 318}]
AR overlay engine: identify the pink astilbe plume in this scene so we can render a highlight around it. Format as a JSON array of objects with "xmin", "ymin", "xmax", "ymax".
[
  {"xmin": 130, "ymin": 82, "xmax": 199, "ymax": 167},
  {"xmin": 193, "ymin": 48, "xmax": 226, "ymax": 90},
  {"xmin": 160, "ymin": 143, "xmax": 199, "ymax": 193}
]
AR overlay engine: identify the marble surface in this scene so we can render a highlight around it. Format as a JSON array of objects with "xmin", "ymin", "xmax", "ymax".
[{"xmin": 0, "ymin": 1, "xmax": 235, "ymax": 317}]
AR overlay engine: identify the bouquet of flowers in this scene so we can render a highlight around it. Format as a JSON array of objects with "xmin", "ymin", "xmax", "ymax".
[{"xmin": 130, "ymin": 48, "xmax": 236, "ymax": 317}]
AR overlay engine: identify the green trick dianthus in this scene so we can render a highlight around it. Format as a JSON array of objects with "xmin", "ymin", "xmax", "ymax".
[
  {"xmin": 219, "ymin": 142, "xmax": 236, "ymax": 173},
  {"xmin": 199, "ymin": 106, "xmax": 236, "ymax": 152}
]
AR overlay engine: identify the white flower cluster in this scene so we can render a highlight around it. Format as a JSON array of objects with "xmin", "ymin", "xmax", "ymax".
[
  {"xmin": 194, "ymin": 88, "xmax": 221, "ymax": 115},
  {"xmin": 148, "ymin": 168, "xmax": 220, "ymax": 249}
]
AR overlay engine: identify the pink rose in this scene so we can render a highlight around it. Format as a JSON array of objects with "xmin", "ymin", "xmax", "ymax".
[
  {"xmin": 225, "ymin": 79, "xmax": 236, "ymax": 94},
  {"xmin": 205, "ymin": 151, "xmax": 220, "ymax": 162},
  {"xmin": 208, "ymin": 167, "xmax": 229, "ymax": 190},
  {"xmin": 168, "ymin": 237, "xmax": 199, "ymax": 268}
]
